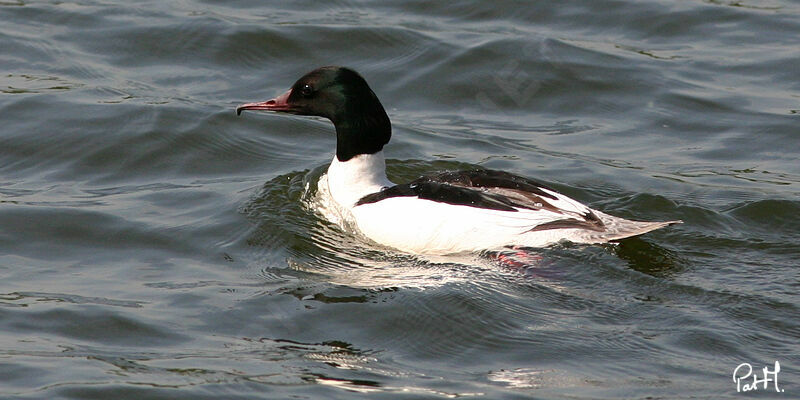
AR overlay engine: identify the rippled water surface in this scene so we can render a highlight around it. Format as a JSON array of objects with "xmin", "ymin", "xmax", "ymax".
[{"xmin": 2, "ymin": 1, "xmax": 799, "ymax": 399}]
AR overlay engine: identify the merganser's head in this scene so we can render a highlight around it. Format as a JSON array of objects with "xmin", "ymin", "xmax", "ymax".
[{"xmin": 237, "ymin": 66, "xmax": 391, "ymax": 161}]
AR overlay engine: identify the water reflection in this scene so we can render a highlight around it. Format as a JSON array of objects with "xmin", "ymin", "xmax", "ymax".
[{"xmin": 611, "ymin": 239, "xmax": 686, "ymax": 278}]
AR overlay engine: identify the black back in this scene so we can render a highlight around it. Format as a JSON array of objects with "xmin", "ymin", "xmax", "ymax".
[
  {"xmin": 356, "ymin": 169, "xmax": 555, "ymax": 211},
  {"xmin": 356, "ymin": 178, "xmax": 520, "ymax": 212}
]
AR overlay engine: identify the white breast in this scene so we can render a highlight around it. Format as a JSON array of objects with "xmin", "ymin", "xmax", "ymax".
[{"xmin": 325, "ymin": 152, "xmax": 392, "ymax": 209}]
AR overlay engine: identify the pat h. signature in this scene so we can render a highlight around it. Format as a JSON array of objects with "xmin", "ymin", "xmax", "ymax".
[{"xmin": 733, "ymin": 361, "xmax": 784, "ymax": 393}]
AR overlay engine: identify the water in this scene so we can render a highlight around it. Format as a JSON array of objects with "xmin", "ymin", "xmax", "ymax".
[{"xmin": 1, "ymin": 1, "xmax": 799, "ymax": 399}]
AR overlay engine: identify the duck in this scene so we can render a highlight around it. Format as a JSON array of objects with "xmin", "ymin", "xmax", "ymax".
[{"xmin": 237, "ymin": 66, "xmax": 680, "ymax": 255}]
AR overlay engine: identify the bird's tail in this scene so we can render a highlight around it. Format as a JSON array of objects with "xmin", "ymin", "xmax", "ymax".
[{"xmin": 584, "ymin": 210, "xmax": 682, "ymax": 242}]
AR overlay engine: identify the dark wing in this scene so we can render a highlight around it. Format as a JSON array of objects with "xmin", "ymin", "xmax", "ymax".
[
  {"xmin": 424, "ymin": 169, "xmax": 559, "ymax": 201},
  {"xmin": 355, "ymin": 169, "xmax": 606, "ymax": 232},
  {"xmin": 355, "ymin": 180, "xmax": 520, "ymax": 212}
]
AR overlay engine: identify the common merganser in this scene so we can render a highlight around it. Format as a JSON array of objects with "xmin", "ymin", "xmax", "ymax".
[{"xmin": 237, "ymin": 66, "xmax": 680, "ymax": 255}]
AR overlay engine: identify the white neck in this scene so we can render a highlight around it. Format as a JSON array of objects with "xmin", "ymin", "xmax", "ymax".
[{"xmin": 326, "ymin": 151, "xmax": 393, "ymax": 208}]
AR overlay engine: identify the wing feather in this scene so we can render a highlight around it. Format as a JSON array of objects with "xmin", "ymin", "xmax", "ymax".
[{"xmin": 355, "ymin": 168, "xmax": 606, "ymax": 232}]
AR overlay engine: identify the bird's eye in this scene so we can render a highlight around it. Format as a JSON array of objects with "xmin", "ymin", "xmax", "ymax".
[{"xmin": 300, "ymin": 84, "xmax": 314, "ymax": 97}]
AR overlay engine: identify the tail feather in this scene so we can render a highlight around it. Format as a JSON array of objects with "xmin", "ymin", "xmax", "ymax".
[{"xmin": 586, "ymin": 211, "xmax": 682, "ymax": 242}]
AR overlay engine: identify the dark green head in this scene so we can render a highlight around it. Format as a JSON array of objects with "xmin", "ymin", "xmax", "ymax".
[{"xmin": 237, "ymin": 66, "xmax": 391, "ymax": 161}]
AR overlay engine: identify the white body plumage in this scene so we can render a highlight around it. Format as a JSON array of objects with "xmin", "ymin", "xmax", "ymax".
[{"xmin": 319, "ymin": 152, "xmax": 677, "ymax": 255}]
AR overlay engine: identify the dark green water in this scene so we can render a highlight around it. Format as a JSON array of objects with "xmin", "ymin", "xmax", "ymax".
[{"xmin": 1, "ymin": 1, "xmax": 798, "ymax": 399}]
